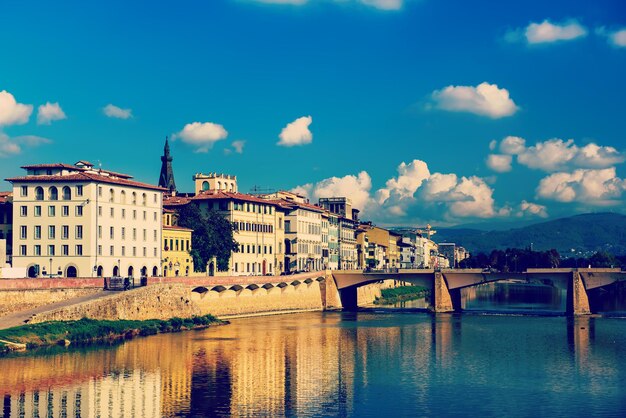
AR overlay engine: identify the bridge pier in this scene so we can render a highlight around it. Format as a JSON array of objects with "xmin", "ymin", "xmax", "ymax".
[
  {"xmin": 567, "ymin": 271, "xmax": 591, "ymax": 316},
  {"xmin": 432, "ymin": 271, "xmax": 455, "ymax": 313},
  {"xmin": 338, "ymin": 287, "xmax": 358, "ymax": 310}
]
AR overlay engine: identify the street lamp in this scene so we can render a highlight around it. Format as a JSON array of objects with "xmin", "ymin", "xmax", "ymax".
[{"xmin": 49, "ymin": 258, "xmax": 52, "ymax": 278}]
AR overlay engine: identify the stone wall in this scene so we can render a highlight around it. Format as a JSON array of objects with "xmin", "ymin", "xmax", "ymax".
[
  {"xmin": 356, "ymin": 279, "xmax": 397, "ymax": 306},
  {"xmin": 29, "ymin": 284, "xmax": 200, "ymax": 323},
  {"xmin": 0, "ymin": 288, "xmax": 102, "ymax": 317},
  {"xmin": 191, "ymin": 281, "xmax": 324, "ymax": 317}
]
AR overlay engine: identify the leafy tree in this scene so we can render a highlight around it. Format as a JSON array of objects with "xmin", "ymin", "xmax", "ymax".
[
  {"xmin": 589, "ymin": 251, "xmax": 617, "ymax": 268},
  {"xmin": 177, "ymin": 203, "xmax": 239, "ymax": 272}
]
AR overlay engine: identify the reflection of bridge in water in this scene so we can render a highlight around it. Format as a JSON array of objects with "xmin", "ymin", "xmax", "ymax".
[{"xmin": 331, "ymin": 268, "xmax": 626, "ymax": 315}]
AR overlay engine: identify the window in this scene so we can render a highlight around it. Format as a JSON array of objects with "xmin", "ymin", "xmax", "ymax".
[
  {"xmin": 62, "ymin": 225, "xmax": 69, "ymax": 239},
  {"xmin": 153, "ymin": 230, "xmax": 157, "ymax": 241},
  {"xmin": 48, "ymin": 225, "xmax": 55, "ymax": 239},
  {"xmin": 76, "ymin": 205, "xmax": 83, "ymax": 216},
  {"xmin": 76, "ymin": 185, "xmax": 83, "ymax": 196},
  {"xmin": 133, "ymin": 228, "xmax": 137, "ymax": 240},
  {"xmin": 20, "ymin": 206, "xmax": 27, "ymax": 217},
  {"xmin": 98, "ymin": 206, "xmax": 102, "ymax": 216},
  {"xmin": 75, "ymin": 245, "xmax": 83, "ymax": 256},
  {"xmin": 20, "ymin": 226, "xmax": 27, "ymax": 239},
  {"xmin": 121, "ymin": 227, "xmax": 126, "ymax": 240},
  {"xmin": 109, "ymin": 189, "xmax": 115, "ymax": 203},
  {"xmin": 48, "ymin": 245, "xmax": 55, "ymax": 256},
  {"xmin": 62, "ymin": 205, "xmax": 69, "ymax": 216},
  {"xmin": 109, "ymin": 245, "xmax": 114, "ymax": 256},
  {"xmin": 20, "ymin": 186, "xmax": 28, "ymax": 197},
  {"xmin": 98, "ymin": 245, "xmax": 102, "ymax": 256},
  {"xmin": 35, "ymin": 187, "xmax": 44, "ymax": 201},
  {"xmin": 154, "ymin": 194, "xmax": 157, "ymax": 203},
  {"xmin": 61, "ymin": 245, "xmax": 69, "ymax": 256},
  {"xmin": 49, "ymin": 187, "xmax": 58, "ymax": 200},
  {"xmin": 122, "ymin": 209, "xmax": 126, "ymax": 219},
  {"xmin": 121, "ymin": 246, "xmax": 126, "ymax": 256},
  {"xmin": 142, "ymin": 193, "xmax": 147, "ymax": 206},
  {"xmin": 133, "ymin": 210, "xmax": 137, "ymax": 220},
  {"xmin": 98, "ymin": 226, "xmax": 102, "ymax": 239},
  {"xmin": 132, "ymin": 192, "xmax": 136, "ymax": 205},
  {"xmin": 34, "ymin": 245, "xmax": 41, "ymax": 256},
  {"xmin": 133, "ymin": 247, "xmax": 137, "ymax": 256},
  {"xmin": 153, "ymin": 212, "xmax": 157, "ymax": 221},
  {"xmin": 110, "ymin": 207, "xmax": 114, "ymax": 217},
  {"xmin": 143, "ymin": 247, "xmax": 147, "ymax": 257},
  {"xmin": 76, "ymin": 225, "xmax": 83, "ymax": 239},
  {"xmin": 143, "ymin": 229, "xmax": 147, "ymax": 241},
  {"xmin": 143, "ymin": 211, "xmax": 146, "ymax": 220},
  {"xmin": 62, "ymin": 186, "xmax": 71, "ymax": 200},
  {"xmin": 98, "ymin": 186, "xmax": 102, "ymax": 197},
  {"xmin": 153, "ymin": 248, "xmax": 157, "ymax": 257},
  {"xmin": 48, "ymin": 206, "xmax": 55, "ymax": 217},
  {"xmin": 20, "ymin": 245, "xmax": 26, "ymax": 256},
  {"xmin": 34, "ymin": 206, "xmax": 41, "ymax": 217},
  {"xmin": 110, "ymin": 227, "xmax": 114, "ymax": 239},
  {"xmin": 34, "ymin": 226, "xmax": 41, "ymax": 239},
  {"xmin": 121, "ymin": 190, "xmax": 126, "ymax": 204}
]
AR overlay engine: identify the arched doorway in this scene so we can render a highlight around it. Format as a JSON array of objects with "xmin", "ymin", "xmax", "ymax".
[
  {"xmin": 163, "ymin": 266, "xmax": 168, "ymax": 277},
  {"xmin": 113, "ymin": 266, "xmax": 119, "ymax": 277},
  {"xmin": 66, "ymin": 266, "xmax": 78, "ymax": 278},
  {"xmin": 152, "ymin": 266, "xmax": 158, "ymax": 277},
  {"xmin": 141, "ymin": 266, "xmax": 147, "ymax": 277},
  {"xmin": 97, "ymin": 266, "xmax": 103, "ymax": 277},
  {"xmin": 208, "ymin": 262, "xmax": 215, "ymax": 276},
  {"xmin": 27, "ymin": 266, "xmax": 37, "ymax": 278},
  {"xmin": 128, "ymin": 266, "xmax": 134, "ymax": 277}
]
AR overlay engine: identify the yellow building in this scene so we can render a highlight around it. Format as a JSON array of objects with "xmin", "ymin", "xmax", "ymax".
[{"xmin": 162, "ymin": 209, "xmax": 194, "ymax": 277}]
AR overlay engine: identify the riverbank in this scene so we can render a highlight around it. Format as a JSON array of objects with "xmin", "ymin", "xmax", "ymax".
[
  {"xmin": 0, "ymin": 315, "xmax": 224, "ymax": 355},
  {"xmin": 374, "ymin": 285, "xmax": 429, "ymax": 305}
]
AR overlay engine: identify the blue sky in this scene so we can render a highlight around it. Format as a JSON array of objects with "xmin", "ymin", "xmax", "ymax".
[{"xmin": 1, "ymin": 0, "xmax": 625, "ymax": 226}]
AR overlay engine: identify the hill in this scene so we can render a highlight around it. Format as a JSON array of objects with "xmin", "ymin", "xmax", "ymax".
[{"xmin": 433, "ymin": 213, "xmax": 626, "ymax": 257}]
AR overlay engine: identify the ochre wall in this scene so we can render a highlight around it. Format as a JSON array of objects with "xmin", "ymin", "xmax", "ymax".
[{"xmin": 0, "ymin": 288, "xmax": 102, "ymax": 317}]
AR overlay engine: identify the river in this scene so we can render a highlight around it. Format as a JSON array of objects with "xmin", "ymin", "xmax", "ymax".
[{"xmin": 1, "ymin": 309, "xmax": 625, "ymax": 417}]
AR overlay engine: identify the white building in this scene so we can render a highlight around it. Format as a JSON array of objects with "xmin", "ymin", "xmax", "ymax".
[{"xmin": 7, "ymin": 161, "xmax": 164, "ymax": 278}]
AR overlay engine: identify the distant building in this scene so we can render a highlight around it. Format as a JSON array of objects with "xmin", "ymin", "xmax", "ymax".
[
  {"xmin": 162, "ymin": 209, "xmax": 194, "ymax": 277},
  {"xmin": 193, "ymin": 172, "xmax": 238, "ymax": 193},
  {"xmin": 438, "ymin": 243, "xmax": 456, "ymax": 268},
  {"xmin": 0, "ymin": 191, "xmax": 12, "ymax": 263},
  {"xmin": 7, "ymin": 161, "xmax": 164, "ymax": 278}
]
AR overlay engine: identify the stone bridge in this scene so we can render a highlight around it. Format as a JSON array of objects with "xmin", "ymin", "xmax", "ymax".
[{"xmin": 331, "ymin": 268, "xmax": 626, "ymax": 315}]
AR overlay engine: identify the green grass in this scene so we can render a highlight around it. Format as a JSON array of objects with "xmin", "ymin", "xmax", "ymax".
[
  {"xmin": 0, "ymin": 315, "xmax": 222, "ymax": 351},
  {"xmin": 375, "ymin": 285, "xmax": 429, "ymax": 305}
]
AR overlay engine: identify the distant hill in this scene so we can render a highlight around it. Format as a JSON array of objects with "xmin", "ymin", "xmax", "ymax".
[{"xmin": 433, "ymin": 213, "xmax": 626, "ymax": 257}]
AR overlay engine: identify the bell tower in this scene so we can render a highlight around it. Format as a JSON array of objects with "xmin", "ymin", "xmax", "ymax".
[{"xmin": 158, "ymin": 137, "xmax": 177, "ymax": 194}]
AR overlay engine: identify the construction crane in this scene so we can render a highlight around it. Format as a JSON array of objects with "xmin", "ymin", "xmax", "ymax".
[{"xmin": 415, "ymin": 224, "xmax": 436, "ymax": 239}]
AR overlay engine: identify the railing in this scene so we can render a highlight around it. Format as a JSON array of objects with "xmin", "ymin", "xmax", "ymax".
[{"xmin": 103, "ymin": 276, "xmax": 147, "ymax": 291}]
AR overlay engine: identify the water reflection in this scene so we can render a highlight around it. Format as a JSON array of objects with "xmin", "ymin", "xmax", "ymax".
[
  {"xmin": 462, "ymin": 281, "xmax": 566, "ymax": 312},
  {"xmin": 1, "ymin": 312, "xmax": 626, "ymax": 417}
]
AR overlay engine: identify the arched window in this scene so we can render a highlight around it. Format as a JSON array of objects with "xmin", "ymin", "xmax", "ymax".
[
  {"xmin": 229, "ymin": 183, "xmax": 234, "ymax": 192},
  {"xmin": 120, "ymin": 191, "xmax": 126, "ymax": 204},
  {"xmin": 217, "ymin": 181, "xmax": 221, "ymax": 190},
  {"xmin": 202, "ymin": 181, "xmax": 209, "ymax": 191},
  {"xmin": 109, "ymin": 189, "xmax": 115, "ymax": 203},
  {"xmin": 132, "ymin": 192, "xmax": 137, "ymax": 204},
  {"xmin": 62, "ymin": 186, "xmax": 71, "ymax": 200},
  {"xmin": 35, "ymin": 187, "xmax": 44, "ymax": 201},
  {"xmin": 49, "ymin": 186, "xmax": 58, "ymax": 200},
  {"xmin": 152, "ymin": 266, "xmax": 158, "ymax": 277},
  {"xmin": 142, "ymin": 193, "xmax": 147, "ymax": 206}
]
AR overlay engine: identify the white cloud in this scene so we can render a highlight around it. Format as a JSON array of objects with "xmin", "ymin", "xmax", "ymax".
[
  {"xmin": 499, "ymin": 135, "xmax": 526, "ymax": 155},
  {"xmin": 277, "ymin": 116, "xmax": 313, "ymax": 147},
  {"xmin": 175, "ymin": 122, "xmax": 228, "ymax": 153},
  {"xmin": 431, "ymin": 82, "xmax": 519, "ymax": 118},
  {"xmin": 522, "ymin": 20, "xmax": 587, "ymax": 44},
  {"xmin": 232, "ymin": 140, "xmax": 245, "ymax": 154},
  {"xmin": 103, "ymin": 104, "xmax": 133, "ymax": 119},
  {"xmin": 294, "ymin": 171, "xmax": 374, "ymax": 210},
  {"xmin": 537, "ymin": 168, "xmax": 626, "ymax": 204},
  {"xmin": 0, "ymin": 132, "xmax": 51, "ymax": 158},
  {"xmin": 247, "ymin": 0, "xmax": 406, "ymax": 10},
  {"xmin": 0, "ymin": 90, "xmax": 33, "ymax": 126},
  {"xmin": 609, "ymin": 29, "xmax": 626, "ymax": 47},
  {"xmin": 378, "ymin": 159, "xmax": 430, "ymax": 201},
  {"xmin": 517, "ymin": 200, "xmax": 548, "ymax": 218},
  {"xmin": 488, "ymin": 139, "xmax": 497, "ymax": 151},
  {"xmin": 486, "ymin": 154, "xmax": 513, "ymax": 173},
  {"xmin": 493, "ymin": 136, "xmax": 624, "ymax": 172},
  {"xmin": 417, "ymin": 174, "xmax": 497, "ymax": 218},
  {"xmin": 37, "ymin": 102, "xmax": 66, "ymax": 125}
]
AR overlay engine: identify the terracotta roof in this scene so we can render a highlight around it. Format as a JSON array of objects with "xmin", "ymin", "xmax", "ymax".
[
  {"xmin": 5, "ymin": 172, "xmax": 166, "ymax": 192},
  {"xmin": 163, "ymin": 208, "xmax": 176, "ymax": 213},
  {"xmin": 268, "ymin": 197, "xmax": 325, "ymax": 213},
  {"xmin": 163, "ymin": 225, "xmax": 194, "ymax": 232},
  {"xmin": 192, "ymin": 190, "xmax": 283, "ymax": 206},
  {"xmin": 20, "ymin": 163, "xmax": 84, "ymax": 170},
  {"xmin": 164, "ymin": 195, "xmax": 192, "ymax": 206}
]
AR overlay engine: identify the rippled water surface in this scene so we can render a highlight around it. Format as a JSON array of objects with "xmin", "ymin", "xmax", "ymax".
[{"xmin": 1, "ymin": 312, "xmax": 626, "ymax": 417}]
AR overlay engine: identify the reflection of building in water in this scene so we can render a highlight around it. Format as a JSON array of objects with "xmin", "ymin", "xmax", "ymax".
[{"xmin": 3, "ymin": 370, "xmax": 161, "ymax": 418}]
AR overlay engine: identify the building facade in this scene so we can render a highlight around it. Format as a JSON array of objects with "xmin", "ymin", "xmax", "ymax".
[
  {"xmin": 0, "ymin": 191, "xmax": 12, "ymax": 263},
  {"xmin": 7, "ymin": 161, "xmax": 164, "ymax": 278},
  {"xmin": 162, "ymin": 209, "xmax": 194, "ymax": 277}
]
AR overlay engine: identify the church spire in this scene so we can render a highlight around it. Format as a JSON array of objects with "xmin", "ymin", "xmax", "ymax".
[{"xmin": 158, "ymin": 137, "xmax": 177, "ymax": 194}]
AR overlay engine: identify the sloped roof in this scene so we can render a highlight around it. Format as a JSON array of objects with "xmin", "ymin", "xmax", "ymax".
[{"xmin": 6, "ymin": 172, "xmax": 165, "ymax": 191}]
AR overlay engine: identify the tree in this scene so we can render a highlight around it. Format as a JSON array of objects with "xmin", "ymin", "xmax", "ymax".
[
  {"xmin": 589, "ymin": 251, "xmax": 617, "ymax": 268},
  {"xmin": 177, "ymin": 203, "xmax": 239, "ymax": 272}
]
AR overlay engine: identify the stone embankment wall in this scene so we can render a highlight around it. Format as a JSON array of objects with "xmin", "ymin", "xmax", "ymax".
[
  {"xmin": 356, "ymin": 279, "xmax": 397, "ymax": 306},
  {"xmin": 29, "ymin": 284, "xmax": 199, "ymax": 323},
  {"xmin": 0, "ymin": 288, "xmax": 102, "ymax": 317}
]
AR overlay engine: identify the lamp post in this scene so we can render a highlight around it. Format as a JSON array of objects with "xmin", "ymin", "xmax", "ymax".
[
  {"xmin": 117, "ymin": 259, "xmax": 121, "ymax": 277},
  {"xmin": 49, "ymin": 258, "xmax": 52, "ymax": 278}
]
